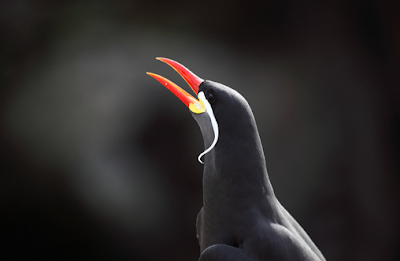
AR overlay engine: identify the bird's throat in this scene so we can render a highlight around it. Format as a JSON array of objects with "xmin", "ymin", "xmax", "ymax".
[{"xmin": 202, "ymin": 128, "xmax": 275, "ymax": 204}]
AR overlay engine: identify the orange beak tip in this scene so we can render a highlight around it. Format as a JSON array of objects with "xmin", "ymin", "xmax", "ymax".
[{"xmin": 156, "ymin": 57, "xmax": 168, "ymax": 62}]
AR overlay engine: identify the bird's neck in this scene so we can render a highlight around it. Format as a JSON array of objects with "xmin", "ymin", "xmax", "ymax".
[{"xmin": 202, "ymin": 120, "xmax": 275, "ymax": 207}]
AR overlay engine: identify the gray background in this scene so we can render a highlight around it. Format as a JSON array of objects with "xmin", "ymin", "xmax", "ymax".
[{"xmin": 1, "ymin": 0, "xmax": 399, "ymax": 260}]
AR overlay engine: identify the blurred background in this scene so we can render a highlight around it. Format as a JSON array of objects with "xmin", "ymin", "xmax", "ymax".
[{"xmin": 1, "ymin": 0, "xmax": 400, "ymax": 260}]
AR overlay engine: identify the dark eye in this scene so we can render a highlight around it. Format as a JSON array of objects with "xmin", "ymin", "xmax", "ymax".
[{"xmin": 206, "ymin": 91, "xmax": 216, "ymax": 104}]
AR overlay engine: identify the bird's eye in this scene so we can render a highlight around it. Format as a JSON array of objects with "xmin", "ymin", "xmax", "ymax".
[{"xmin": 206, "ymin": 91, "xmax": 216, "ymax": 104}]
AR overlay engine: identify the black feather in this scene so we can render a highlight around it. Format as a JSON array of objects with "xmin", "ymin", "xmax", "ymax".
[{"xmin": 192, "ymin": 80, "xmax": 326, "ymax": 261}]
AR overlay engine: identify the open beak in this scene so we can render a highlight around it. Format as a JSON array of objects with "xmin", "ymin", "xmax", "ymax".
[{"xmin": 147, "ymin": 58, "xmax": 206, "ymax": 114}]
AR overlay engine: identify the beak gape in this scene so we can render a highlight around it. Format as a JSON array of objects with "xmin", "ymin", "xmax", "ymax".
[
  {"xmin": 147, "ymin": 58, "xmax": 219, "ymax": 164},
  {"xmin": 147, "ymin": 58, "xmax": 206, "ymax": 114}
]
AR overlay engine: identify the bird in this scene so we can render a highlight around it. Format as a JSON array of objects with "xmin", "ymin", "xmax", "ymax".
[{"xmin": 147, "ymin": 58, "xmax": 326, "ymax": 261}]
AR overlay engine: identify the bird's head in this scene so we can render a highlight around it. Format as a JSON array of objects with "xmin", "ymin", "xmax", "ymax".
[{"xmin": 147, "ymin": 58, "xmax": 260, "ymax": 166}]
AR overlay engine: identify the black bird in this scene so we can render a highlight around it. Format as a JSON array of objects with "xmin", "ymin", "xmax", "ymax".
[{"xmin": 147, "ymin": 58, "xmax": 326, "ymax": 261}]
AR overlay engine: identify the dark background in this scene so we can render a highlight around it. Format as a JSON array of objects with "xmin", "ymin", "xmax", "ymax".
[{"xmin": 1, "ymin": 0, "xmax": 400, "ymax": 260}]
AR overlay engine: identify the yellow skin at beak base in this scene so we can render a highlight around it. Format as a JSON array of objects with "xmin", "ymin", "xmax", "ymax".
[{"xmin": 190, "ymin": 99, "xmax": 206, "ymax": 114}]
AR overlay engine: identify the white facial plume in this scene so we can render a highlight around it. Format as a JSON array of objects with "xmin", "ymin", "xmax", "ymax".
[{"xmin": 197, "ymin": 91, "xmax": 219, "ymax": 164}]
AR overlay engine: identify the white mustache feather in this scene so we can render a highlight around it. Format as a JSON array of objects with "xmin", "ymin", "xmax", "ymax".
[{"xmin": 197, "ymin": 91, "xmax": 219, "ymax": 164}]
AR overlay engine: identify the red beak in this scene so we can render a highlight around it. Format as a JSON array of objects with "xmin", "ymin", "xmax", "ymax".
[
  {"xmin": 147, "ymin": 58, "xmax": 205, "ymax": 114},
  {"xmin": 156, "ymin": 57, "xmax": 203, "ymax": 95}
]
